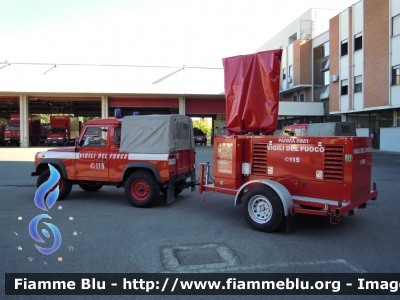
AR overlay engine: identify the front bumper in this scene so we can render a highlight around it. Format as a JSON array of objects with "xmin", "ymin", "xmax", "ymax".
[{"xmin": 46, "ymin": 139, "xmax": 64, "ymax": 145}]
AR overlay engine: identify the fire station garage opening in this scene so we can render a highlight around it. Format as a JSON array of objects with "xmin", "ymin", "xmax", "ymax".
[{"xmin": 28, "ymin": 98, "xmax": 101, "ymax": 117}]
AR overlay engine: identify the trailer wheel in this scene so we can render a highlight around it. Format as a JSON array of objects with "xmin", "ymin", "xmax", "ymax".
[
  {"xmin": 242, "ymin": 186, "xmax": 283, "ymax": 233},
  {"xmin": 125, "ymin": 171, "xmax": 160, "ymax": 207},
  {"xmin": 37, "ymin": 168, "xmax": 72, "ymax": 200},
  {"xmin": 78, "ymin": 184, "xmax": 103, "ymax": 192}
]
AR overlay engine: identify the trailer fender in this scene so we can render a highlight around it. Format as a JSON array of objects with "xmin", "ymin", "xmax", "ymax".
[
  {"xmin": 35, "ymin": 159, "xmax": 69, "ymax": 178},
  {"xmin": 234, "ymin": 180, "xmax": 293, "ymax": 217}
]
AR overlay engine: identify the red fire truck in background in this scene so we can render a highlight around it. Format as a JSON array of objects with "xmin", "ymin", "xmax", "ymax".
[
  {"xmin": 4, "ymin": 114, "xmax": 41, "ymax": 146},
  {"xmin": 46, "ymin": 116, "xmax": 80, "ymax": 146},
  {"xmin": 0, "ymin": 118, "xmax": 7, "ymax": 145},
  {"xmin": 198, "ymin": 50, "xmax": 378, "ymax": 232}
]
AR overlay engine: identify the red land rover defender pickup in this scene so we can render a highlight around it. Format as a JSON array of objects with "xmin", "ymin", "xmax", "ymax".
[{"xmin": 31, "ymin": 115, "xmax": 196, "ymax": 207}]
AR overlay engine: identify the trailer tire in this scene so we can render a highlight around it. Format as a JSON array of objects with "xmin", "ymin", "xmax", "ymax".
[
  {"xmin": 125, "ymin": 171, "xmax": 159, "ymax": 207},
  {"xmin": 242, "ymin": 186, "xmax": 283, "ymax": 233},
  {"xmin": 37, "ymin": 168, "xmax": 72, "ymax": 200},
  {"xmin": 78, "ymin": 184, "xmax": 103, "ymax": 192}
]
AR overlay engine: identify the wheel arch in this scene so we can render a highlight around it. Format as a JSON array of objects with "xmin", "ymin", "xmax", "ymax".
[
  {"xmin": 122, "ymin": 162, "xmax": 162, "ymax": 183},
  {"xmin": 234, "ymin": 180, "xmax": 293, "ymax": 216},
  {"xmin": 37, "ymin": 159, "xmax": 68, "ymax": 178}
]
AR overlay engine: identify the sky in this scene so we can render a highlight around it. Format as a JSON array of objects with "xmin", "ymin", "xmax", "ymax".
[{"xmin": 1, "ymin": 0, "xmax": 358, "ymax": 68}]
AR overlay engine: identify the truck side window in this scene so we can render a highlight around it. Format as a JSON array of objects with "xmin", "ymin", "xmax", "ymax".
[
  {"xmin": 114, "ymin": 127, "xmax": 121, "ymax": 145},
  {"xmin": 80, "ymin": 126, "xmax": 108, "ymax": 147}
]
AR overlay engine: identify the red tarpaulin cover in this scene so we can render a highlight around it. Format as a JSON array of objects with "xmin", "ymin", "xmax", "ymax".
[{"xmin": 223, "ymin": 49, "xmax": 282, "ymax": 135}]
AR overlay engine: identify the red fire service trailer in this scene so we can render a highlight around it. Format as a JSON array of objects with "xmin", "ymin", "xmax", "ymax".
[{"xmin": 198, "ymin": 50, "xmax": 378, "ymax": 233}]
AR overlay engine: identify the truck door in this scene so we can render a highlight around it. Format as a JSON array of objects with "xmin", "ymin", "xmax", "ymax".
[{"xmin": 75, "ymin": 125, "xmax": 109, "ymax": 178}]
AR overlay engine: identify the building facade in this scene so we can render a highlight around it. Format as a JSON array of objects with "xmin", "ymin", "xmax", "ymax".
[
  {"xmin": 329, "ymin": 0, "xmax": 400, "ymax": 151},
  {"xmin": 257, "ymin": 8, "xmax": 344, "ymax": 129},
  {"xmin": 258, "ymin": 2, "xmax": 400, "ymax": 151}
]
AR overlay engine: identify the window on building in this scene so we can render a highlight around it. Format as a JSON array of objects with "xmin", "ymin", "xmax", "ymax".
[
  {"xmin": 323, "ymin": 71, "xmax": 330, "ymax": 86},
  {"xmin": 288, "ymin": 65, "xmax": 293, "ymax": 77},
  {"xmin": 320, "ymin": 57, "xmax": 330, "ymax": 72},
  {"xmin": 392, "ymin": 65, "xmax": 400, "ymax": 85},
  {"xmin": 320, "ymin": 85, "xmax": 330, "ymax": 100},
  {"xmin": 314, "ymin": 41, "xmax": 330, "ymax": 61},
  {"xmin": 341, "ymin": 79, "xmax": 348, "ymax": 95},
  {"xmin": 354, "ymin": 33, "xmax": 363, "ymax": 51},
  {"xmin": 354, "ymin": 76, "xmax": 362, "ymax": 93},
  {"xmin": 380, "ymin": 109, "xmax": 394, "ymax": 127},
  {"xmin": 323, "ymin": 41, "xmax": 329, "ymax": 57},
  {"xmin": 393, "ymin": 14, "xmax": 400, "ymax": 36},
  {"xmin": 282, "ymin": 68, "xmax": 286, "ymax": 80},
  {"xmin": 288, "ymin": 33, "xmax": 297, "ymax": 44},
  {"xmin": 300, "ymin": 94, "xmax": 304, "ymax": 102},
  {"xmin": 341, "ymin": 39, "xmax": 348, "ymax": 56},
  {"xmin": 293, "ymin": 95, "xmax": 298, "ymax": 101}
]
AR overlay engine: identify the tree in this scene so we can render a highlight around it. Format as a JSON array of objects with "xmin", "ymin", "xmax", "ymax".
[{"xmin": 192, "ymin": 118, "xmax": 211, "ymax": 135}]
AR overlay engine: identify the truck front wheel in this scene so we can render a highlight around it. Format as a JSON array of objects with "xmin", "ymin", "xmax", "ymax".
[
  {"xmin": 242, "ymin": 186, "xmax": 283, "ymax": 233},
  {"xmin": 125, "ymin": 171, "xmax": 160, "ymax": 208},
  {"xmin": 37, "ymin": 168, "xmax": 72, "ymax": 200}
]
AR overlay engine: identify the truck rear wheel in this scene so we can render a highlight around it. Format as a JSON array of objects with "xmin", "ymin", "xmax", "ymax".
[
  {"xmin": 242, "ymin": 186, "xmax": 283, "ymax": 233},
  {"xmin": 125, "ymin": 171, "xmax": 160, "ymax": 207},
  {"xmin": 37, "ymin": 168, "xmax": 72, "ymax": 200},
  {"xmin": 78, "ymin": 184, "xmax": 103, "ymax": 192}
]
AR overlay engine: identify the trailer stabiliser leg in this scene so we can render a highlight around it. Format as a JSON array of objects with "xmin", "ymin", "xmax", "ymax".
[{"xmin": 330, "ymin": 211, "xmax": 342, "ymax": 224}]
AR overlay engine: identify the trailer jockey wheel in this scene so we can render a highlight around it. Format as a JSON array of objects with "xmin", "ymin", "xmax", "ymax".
[
  {"xmin": 242, "ymin": 186, "xmax": 284, "ymax": 233},
  {"xmin": 125, "ymin": 171, "xmax": 160, "ymax": 208},
  {"xmin": 37, "ymin": 168, "xmax": 72, "ymax": 200}
]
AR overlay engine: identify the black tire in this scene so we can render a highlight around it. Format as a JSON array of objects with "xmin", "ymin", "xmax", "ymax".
[
  {"xmin": 242, "ymin": 186, "xmax": 283, "ymax": 233},
  {"xmin": 78, "ymin": 184, "xmax": 103, "ymax": 192},
  {"xmin": 124, "ymin": 171, "xmax": 160, "ymax": 207},
  {"xmin": 37, "ymin": 168, "xmax": 72, "ymax": 200}
]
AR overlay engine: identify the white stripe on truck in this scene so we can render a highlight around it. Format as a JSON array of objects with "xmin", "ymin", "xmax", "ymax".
[{"xmin": 36, "ymin": 152, "xmax": 168, "ymax": 161}]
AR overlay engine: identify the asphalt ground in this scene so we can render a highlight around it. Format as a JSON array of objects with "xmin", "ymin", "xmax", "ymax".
[{"xmin": 1, "ymin": 145, "xmax": 400, "ymax": 299}]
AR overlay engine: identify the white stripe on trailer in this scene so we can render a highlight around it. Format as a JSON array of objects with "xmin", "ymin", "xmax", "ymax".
[
  {"xmin": 37, "ymin": 152, "xmax": 76, "ymax": 159},
  {"xmin": 128, "ymin": 153, "xmax": 168, "ymax": 161}
]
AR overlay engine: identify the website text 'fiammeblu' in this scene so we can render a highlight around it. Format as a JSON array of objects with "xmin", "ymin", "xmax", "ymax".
[
  {"xmin": 6, "ymin": 273, "xmax": 400, "ymax": 295},
  {"xmin": 178, "ymin": 278, "xmax": 340, "ymax": 292}
]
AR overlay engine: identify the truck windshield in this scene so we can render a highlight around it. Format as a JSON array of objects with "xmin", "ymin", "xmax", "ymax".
[
  {"xmin": 50, "ymin": 128, "xmax": 66, "ymax": 133},
  {"xmin": 5, "ymin": 125, "xmax": 20, "ymax": 130}
]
